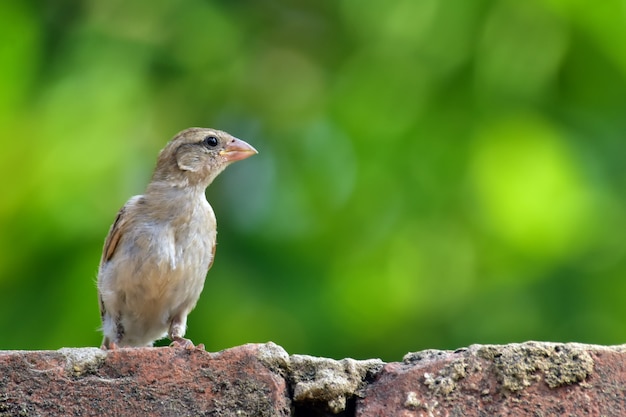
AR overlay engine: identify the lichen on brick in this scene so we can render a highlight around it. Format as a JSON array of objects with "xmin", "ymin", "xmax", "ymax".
[
  {"xmin": 256, "ymin": 342, "xmax": 290, "ymax": 376},
  {"xmin": 422, "ymin": 355, "xmax": 481, "ymax": 396},
  {"xmin": 403, "ymin": 349, "xmax": 450, "ymax": 364},
  {"xmin": 58, "ymin": 347, "xmax": 107, "ymax": 377},
  {"xmin": 476, "ymin": 342, "xmax": 594, "ymax": 392},
  {"xmin": 542, "ymin": 344, "xmax": 594, "ymax": 388},
  {"xmin": 404, "ymin": 391, "xmax": 421, "ymax": 409},
  {"xmin": 289, "ymin": 355, "xmax": 383, "ymax": 414}
]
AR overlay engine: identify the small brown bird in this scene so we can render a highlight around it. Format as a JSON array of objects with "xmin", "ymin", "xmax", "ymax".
[{"xmin": 97, "ymin": 127, "xmax": 257, "ymax": 349}]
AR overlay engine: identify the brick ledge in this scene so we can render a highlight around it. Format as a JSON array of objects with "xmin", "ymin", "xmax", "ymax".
[{"xmin": 1, "ymin": 341, "xmax": 625, "ymax": 416}]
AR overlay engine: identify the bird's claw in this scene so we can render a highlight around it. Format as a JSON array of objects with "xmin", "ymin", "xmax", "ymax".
[
  {"xmin": 170, "ymin": 337, "xmax": 195, "ymax": 349},
  {"xmin": 100, "ymin": 341, "xmax": 119, "ymax": 350}
]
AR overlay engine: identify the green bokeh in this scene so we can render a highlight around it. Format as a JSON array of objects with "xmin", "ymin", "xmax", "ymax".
[{"xmin": 1, "ymin": 0, "xmax": 626, "ymax": 361}]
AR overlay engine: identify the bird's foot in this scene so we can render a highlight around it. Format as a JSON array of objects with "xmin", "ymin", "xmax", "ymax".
[
  {"xmin": 100, "ymin": 341, "xmax": 119, "ymax": 350},
  {"xmin": 170, "ymin": 337, "xmax": 195, "ymax": 349}
]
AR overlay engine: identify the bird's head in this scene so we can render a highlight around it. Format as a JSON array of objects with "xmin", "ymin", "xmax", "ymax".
[{"xmin": 151, "ymin": 127, "xmax": 257, "ymax": 188}]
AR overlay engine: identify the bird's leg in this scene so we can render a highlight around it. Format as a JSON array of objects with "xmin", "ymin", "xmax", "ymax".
[
  {"xmin": 169, "ymin": 313, "xmax": 194, "ymax": 349},
  {"xmin": 100, "ymin": 337, "xmax": 118, "ymax": 350},
  {"xmin": 99, "ymin": 311, "xmax": 122, "ymax": 350}
]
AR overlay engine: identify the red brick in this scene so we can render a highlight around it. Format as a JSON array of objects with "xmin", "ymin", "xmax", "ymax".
[
  {"xmin": 0, "ymin": 343, "xmax": 290, "ymax": 416},
  {"xmin": 357, "ymin": 342, "xmax": 626, "ymax": 417}
]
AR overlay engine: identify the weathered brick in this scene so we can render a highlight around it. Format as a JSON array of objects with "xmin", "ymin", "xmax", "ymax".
[
  {"xmin": 0, "ymin": 343, "xmax": 290, "ymax": 417},
  {"xmin": 2, "ymin": 342, "xmax": 626, "ymax": 416},
  {"xmin": 357, "ymin": 342, "xmax": 626, "ymax": 417}
]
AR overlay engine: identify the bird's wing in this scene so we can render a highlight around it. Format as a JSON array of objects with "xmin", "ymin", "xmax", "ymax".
[
  {"xmin": 100, "ymin": 195, "xmax": 143, "ymax": 265},
  {"xmin": 98, "ymin": 196, "xmax": 141, "ymax": 326}
]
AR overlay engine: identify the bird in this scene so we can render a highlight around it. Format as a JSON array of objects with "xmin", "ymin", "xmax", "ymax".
[{"xmin": 97, "ymin": 127, "xmax": 257, "ymax": 349}]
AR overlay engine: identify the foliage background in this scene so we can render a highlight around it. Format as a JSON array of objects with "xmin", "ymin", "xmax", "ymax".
[{"xmin": 1, "ymin": 0, "xmax": 625, "ymax": 360}]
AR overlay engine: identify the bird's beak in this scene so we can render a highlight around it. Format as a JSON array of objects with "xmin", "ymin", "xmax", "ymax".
[{"xmin": 219, "ymin": 138, "xmax": 258, "ymax": 162}]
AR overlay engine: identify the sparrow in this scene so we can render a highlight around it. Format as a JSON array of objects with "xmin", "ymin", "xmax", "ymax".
[{"xmin": 97, "ymin": 127, "xmax": 257, "ymax": 349}]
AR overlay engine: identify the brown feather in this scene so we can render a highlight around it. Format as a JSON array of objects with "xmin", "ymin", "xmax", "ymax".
[{"xmin": 101, "ymin": 208, "xmax": 125, "ymax": 264}]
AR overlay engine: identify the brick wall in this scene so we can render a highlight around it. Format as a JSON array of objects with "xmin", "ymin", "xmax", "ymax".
[{"xmin": 1, "ymin": 341, "xmax": 624, "ymax": 416}]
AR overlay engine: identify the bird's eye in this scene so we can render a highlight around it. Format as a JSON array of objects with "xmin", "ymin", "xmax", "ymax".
[{"xmin": 203, "ymin": 136, "xmax": 219, "ymax": 147}]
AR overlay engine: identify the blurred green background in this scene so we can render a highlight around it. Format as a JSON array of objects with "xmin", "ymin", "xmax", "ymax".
[{"xmin": 1, "ymin": 0, "xmax": 626, "ymax": 361}]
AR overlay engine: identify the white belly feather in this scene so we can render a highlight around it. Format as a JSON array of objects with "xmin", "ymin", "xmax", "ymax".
[{"xmin": 99, "ymin": 195, "xmax": 216, "ymax": 347}]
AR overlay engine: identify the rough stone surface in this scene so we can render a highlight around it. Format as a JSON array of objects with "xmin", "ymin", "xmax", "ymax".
[
  {"xmin": 0, "ymin": 343, "xmax": 290, "ymax": 417},
  {"xmin": 289, "ymin": 355, "xmax": 383, "ymax": 414},
  {"xmin": 2, "ymin": 341, "xmax": 626, "ymax": 416},
  {"xmin": 358, "ymin": 342, "xmax": 626, "ymax": 417}
]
